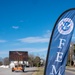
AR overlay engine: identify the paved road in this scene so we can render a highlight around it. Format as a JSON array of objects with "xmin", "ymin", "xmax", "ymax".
[
  {"xmin": 65, "ymin": 71, "xmax": 75, "ymax": 75},
  {"xmin": 0, "ymin": 67, "xmax": 75, "ymax": 75},
  {"xmin": 0, "ymin": 67, "xmax": 38, "ymax": 75},
  {"xmin": 65, "ymin": 68, "xmax": 75, "ymax": 75}
]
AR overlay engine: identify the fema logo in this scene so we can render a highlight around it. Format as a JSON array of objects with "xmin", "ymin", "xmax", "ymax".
[{"xmin": 58, "ymin": 18, "xmax": 74, "ymax": 35}]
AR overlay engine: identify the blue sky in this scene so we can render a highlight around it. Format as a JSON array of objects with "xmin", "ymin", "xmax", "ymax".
[{"xmin": 0, "ymin": 0, "xmax": 75, "ymax": 59}]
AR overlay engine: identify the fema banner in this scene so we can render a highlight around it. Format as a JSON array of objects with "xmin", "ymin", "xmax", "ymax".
[{"xmin": 44, "ymin": 8, "xmax": 75, "ymax": 75}]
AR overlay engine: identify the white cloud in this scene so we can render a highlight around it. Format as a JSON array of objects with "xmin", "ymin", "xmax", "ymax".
[
  {"xmin": 9, "ymin": 48, "xmax": 47, "ymax": 53},
  {"xmin": 0, "ymin": 48, "xmax": 47, "ymax": 59},
  {"xmin": 12, "ymin": 26, "xmax": 19, "ymax": 29},
  {"xmin": 43, "ymin": 30, "xmax": 51, "ymax": 37},
  {"xmin": 0, "ymin": 40, "xmax": 7, "ymax": 43},
  {"xmin": 0, "ymin": 51, "xmax": 8, "ymax": 55},
  {"xmin": 0, "ymin": 48, "xmax": 47, "ymax": 55},
  {"xmin": 17, "ymin": 30, "xmax": 51, "ymax": 43},
  {"xmin": 18, "ymin": 37, "xmax": 49, "ymax": 43}
]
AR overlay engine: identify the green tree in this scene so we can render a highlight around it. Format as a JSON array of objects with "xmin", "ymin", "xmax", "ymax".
[{"xmin": 34, "ymin": 56, "xmax": 40, "ymax": 67}]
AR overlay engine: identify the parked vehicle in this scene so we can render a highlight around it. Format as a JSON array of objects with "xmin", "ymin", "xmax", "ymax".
[
  {"xmin": 12, "ymin": 64, "xmax": 25, "ymax": 72},
  {"xmin": 9, "ymin": 51, "xmax": 28, "ymax": 72}
]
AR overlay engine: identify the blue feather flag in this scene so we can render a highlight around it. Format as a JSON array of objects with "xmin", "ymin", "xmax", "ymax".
[{"xmin": 44, "ymin": 8, "xmax": 75, "ymax": 75}]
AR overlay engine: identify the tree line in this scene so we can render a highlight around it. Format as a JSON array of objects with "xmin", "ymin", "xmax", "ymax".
[
  {"xmin": 0, "ymin": 54, "xmax": 45, "ymax": 67},
  {"xmin": 0, "ymin": 57, "xmax": 9, "ymax": 65}
]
